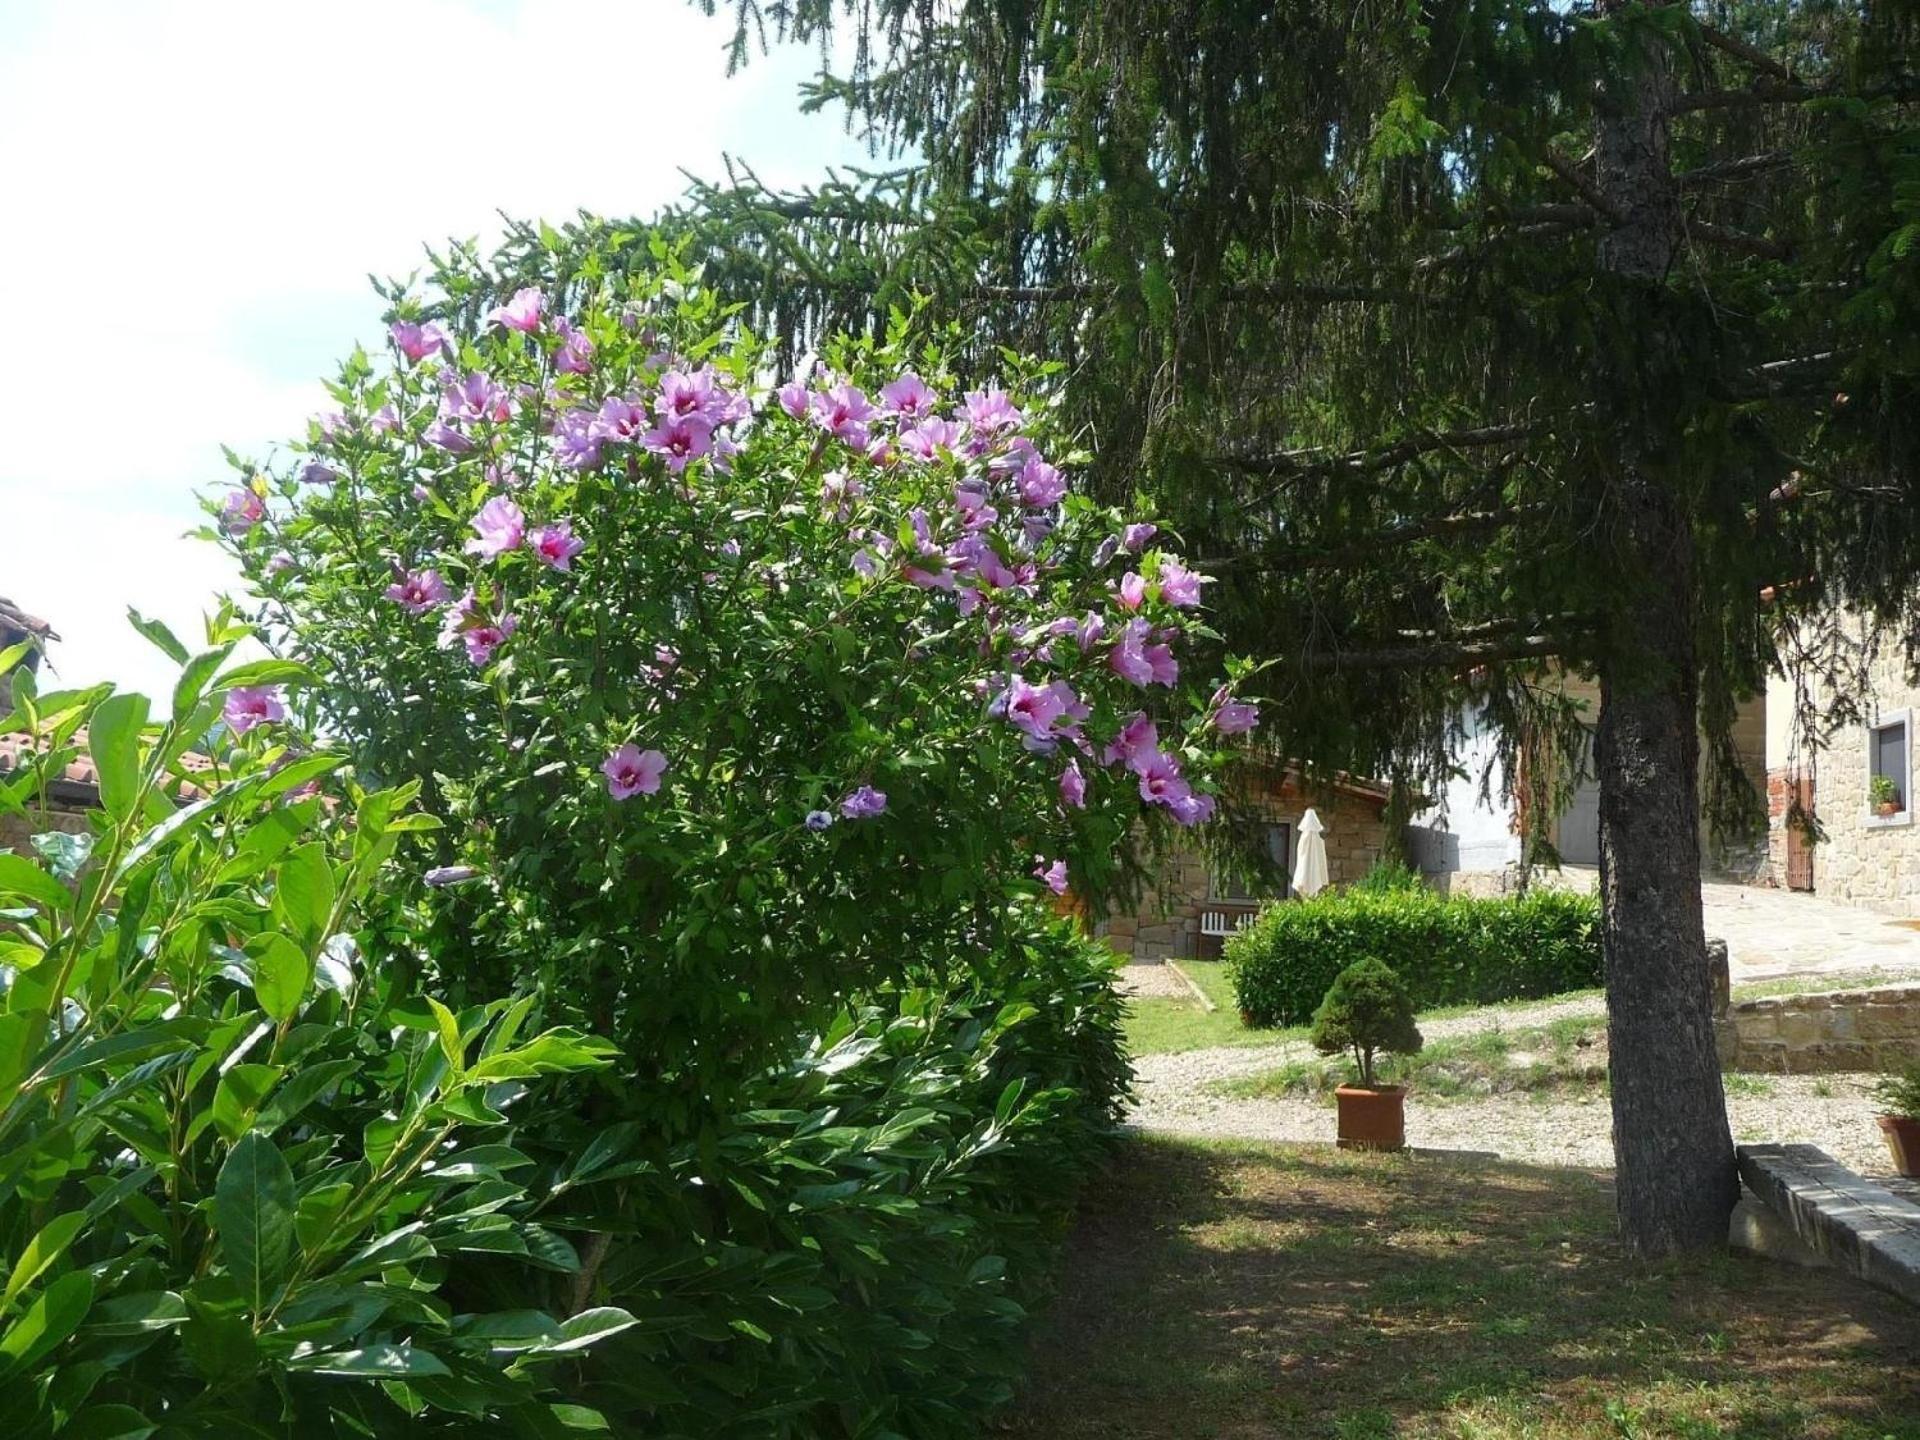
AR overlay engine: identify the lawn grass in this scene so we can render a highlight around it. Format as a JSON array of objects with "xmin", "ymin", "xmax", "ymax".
[
  {"xmin": 1215, "ymin": 1014, "xmax": 1611, "ymax": 1104},
  {"xmin": 1001, "ymin": 1137, "xmax": 1920, "ymax": 1439},
  {"xmin": 1124, "ymin": 961, "xmax": 1305, "ymax": 1056},
  {"xmin": 1729, "ymin": 968, "xmax": 1915, "ymax": 1003}
]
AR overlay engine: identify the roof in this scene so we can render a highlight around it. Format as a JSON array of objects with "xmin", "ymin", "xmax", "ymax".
[
  {"xmin": 0, "ymin": 597, "xmax": 56, "ymax": 643},
  {"xmin": 1239, "ymin": 760, "xmax": 1398, "ymax": 810},
  {"xmin": 0, "ymin": 728, "xmax": 214, "ymax": 808}
]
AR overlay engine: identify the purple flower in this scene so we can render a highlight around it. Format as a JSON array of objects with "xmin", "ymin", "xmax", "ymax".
[
  {"xmin": 1109, "ymin": 618, "xmax": 1156, "ymax": 686},
  {"xmin": 1214, "ymin": 699, "xmax": 1259, "ymax": 734},
  {"xmin": 1016, "ymin": 458, "xmax": 1068, "ymax": 507},
  {"xmin": 222, "ymin": 488, "xmax": 266, "ymax": 534},
  {"xmin": 553, "ymin": 316, "xmax": 594, "ymax": 374},
  {"xmin": 641, "ymin": 414, "xmax": 713, "ymax": 473},
  {"xmin": 1122, "ymin": 522, "xmax": 1158, "ymax": 552},
  {"xmin": 368, "ymin": 403, "xmax": 399, "ymax": 435},
  {"xmin": 385, "ymin": 567, "xmax": 449, "ymax": 613},
  {"xmin": 391, "ymin": 319, "xmax": 452, "ymax": 363},
  {"xmin": 299, "ymin": 460, "xmax": 337, "ymax": 486},
  {"xmin": 1090, "ymin": 536, "xmax": 1120, "ymax": 570},
  {"xmin": 443, "ymin": 371, "xmax": 512, "ymax": 425},
  {"xmin": 314, "ymin": 411, "xmax": 348, "ymax": 442},
  {"xmin": 423, "ymin": 419, "xmax": 473, "ymax": 454},
  {"xmin": 423, "ymin": 864, "xmax": 482, "ymax": 888},
  {"xmin": 532, "ymin": 520, "xmax": 586, "ymax": 572},
  {"xmin": 840, "ymin": 785, "xmax": 888, "ymax": 819},
  {"xmin": 265, "ymin": 550, "xmax": 296, "ymax": 577},
  {"xmin": 1034, "ymin": 857, "xmax": 1070, "ymax": 896},
  {"xmin": 465, "ymin": 497, "xmax": 526, "ymax": 560},
  {"xmin": 1102, "ymin": 712, "xmax": 1160, "ymax": 771},
  {"xmin": 1169, "ymin": 791, "xmax": 1217, "ymax": 827},
  {"xmin": 776, "ymin": 380, "xmax": 811, "ymax": 419},
  {"xmin": 224, "ymin": 684, "xmax": 285, "ymax": 735},
  {"xmin": 1117, "ymin": 572, "xmax": 1147, "ymax": 612},
  {"xmin": 1159, "ymin": 560, "xmax": 1206, "ymax": 608},
  {"xmin": 603, "ymin": 743, "xmax": 667, "ymax": 800},
  {"xmin": 590, "ymin": 395, "xmax": 649, "ymax": 445},
  {"xmin": 879, "ymin": 372, "xmax": 935, "ymax": 419},
  {"xmin": 486, "ymin": 286, "xmax": 545, "ymax": 333},
  {"xmin": 657, "ymin": 366, "xmax": 727, "ymax": 424},
  {"xmin": 1136, "ymin": 749, "xmax": 1191, "ymax": 807},
  {"xmin": 1060, "ymin": 760, "xmax": 1088, "ymax": 809},
  {"xmin": 899, "ymin": 417, "xmax": 967, "ymax": 462},
  {"xmin": 804, "ymin": 809, "xmax": 835, "ymax": 832},
  {"xmin": 961, "ymin": 384, "xmax": 1022, "ymax": 434},
  {"xmin": 810, "ymin": 382, "xmax": 875, "ymax": 445},
  {"xmin": 438, "ymin": 589, "xmax": 516, "ymax": 665},
  {"xmin": 1005, "ymin": 675, "xmax": 1069, "ymax": 741},
  {"xmin": 553, "ymin": 408, "xmax": 603, "ymax": 470}
]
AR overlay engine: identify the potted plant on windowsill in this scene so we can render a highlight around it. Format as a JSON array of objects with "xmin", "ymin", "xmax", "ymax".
[
  {"xmin": 1870, "ymin": 775, "xmax": 1902, "ymax": 818},
  {"xmin": 1309, "ymin": 958, "xmax": 1423, "ymax": 1151},
  {"xmin": 1872, "ymin": 1064, "xmax": 1920, "ymax": 1177}
]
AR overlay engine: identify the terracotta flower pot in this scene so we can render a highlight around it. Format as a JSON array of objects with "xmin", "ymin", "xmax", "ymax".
[
  {"xmin": 1878, "ymin": 1113, "xmax": 1920, "ymax": 1178},
  {"xmin": 1875, "ymin": 801, "xmax": 1901, "ymax": 818},
  {"xmin": 1335, "ymin": 1084, "xmax": 1407, "ymax": 1152}
]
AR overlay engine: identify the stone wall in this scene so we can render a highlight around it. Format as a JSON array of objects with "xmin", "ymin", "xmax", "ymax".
[
  {"xmin": 1716, "ymin": 985, "xmax": 1920, "ymax": 1074},
  {"xmin": 0, "ymin": 808, "xmax": 91, "ymax": 855},
  {"xmin": 1094, "ymin": 778, "xmax": 1389, "ymax": 962},
  {"xmin": 1763, "ymin": 622, "xmax": 1920, "ymax": 915}
]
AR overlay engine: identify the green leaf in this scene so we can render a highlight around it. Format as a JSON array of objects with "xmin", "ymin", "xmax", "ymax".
[
  {"xmin": 38, "ymin": 1027, "xmax": 198, "ymax": 1084},
  {"xmin": 1, "ymin": 1211, "xmax": 86, "ymax": 1313},
  {"xmin": 214, "ymin": 1134, "xmax": 296, "ymax": 1312},
  {"xmin": 0, "ymin": 1271, "xmax": 93, "ymax": 1378},
  {"xmin": 247, "ymin": 934, "xmax": 312, "ymax": 1024},
  {"xmin": 213, "ymin": 658, "xmax": 317, "ymax": 693},
  {"xmin": 530, "ymin": 1307, "xmax": 640, "ymax": 1354},
  {"xmin": 427, "ymin": 997, "xmax": 465, "ymax": 1075},
  {"xmin": 211, "ymin": 1063, "xmax": 284, "ymax": 1143},
  {"xmin": 287, "ymin": 1343, "xmax": 450, "ymax": 1377},
  {"xmin": 126, "ymin": 610, "xmax": 190, "ymax": 664},
  {"xmin": 254, "ymin": 1058, "xmax": 355, "ymax": 1135},
  {"xmin": 0, "ymin": 854, "xmax": 68, "ymax": 914},
  {"xmin": 272, "ymin": 843, "xmax": 335, "ymax": 956},
  {"xmin": 171, "ymin": 645, "xmax": 236, "ymax": 724},
  {"xmin": 87, "ymin": 693, "xmax": 150, "ymax": 820},
  {"xmin": 465, "ymin": 1029, "xmax": 618, "ymax": 1082},
  {"xmin": 58, "ymin": 1404, "xmax": 154, "ymax": 1440}
]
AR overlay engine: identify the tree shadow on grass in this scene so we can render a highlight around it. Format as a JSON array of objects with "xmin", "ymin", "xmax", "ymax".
[{"xmin": 995, "ymin": 1137, "xmax": 1920, "ymax": 1440}]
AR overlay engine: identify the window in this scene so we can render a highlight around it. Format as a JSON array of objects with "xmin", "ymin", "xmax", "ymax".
[
  {"xmin": 1210, "ymin": 823, "xmax": 1292, "ymax": 902},
  {"xmin": 1868, "ymin": 710, "xmax": 1910, "ymax": 825}
]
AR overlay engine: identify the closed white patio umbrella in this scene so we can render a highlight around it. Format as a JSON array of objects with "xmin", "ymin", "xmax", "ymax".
[{"xmin": 1292, "ymin": 807, "xmax": 1330, "ymax": 898}]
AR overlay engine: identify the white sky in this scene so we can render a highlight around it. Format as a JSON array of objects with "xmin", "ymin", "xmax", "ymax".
[{"xmin": 0, "ymin": 0, "xmax": 865, "ymax": 701}]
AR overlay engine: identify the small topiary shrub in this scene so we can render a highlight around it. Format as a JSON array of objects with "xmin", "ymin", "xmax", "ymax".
[
  {"xmin": 1226, "ymin": 884, "xmax": 1602, "ymax": 1028},
  {"xmin": 1309, "ymin": 958, "xmax": 1423, "ymax": 1087},
  {"xmin": 1874, "ymin": 1062, "xmax": 1920, "ymax": 1119}
]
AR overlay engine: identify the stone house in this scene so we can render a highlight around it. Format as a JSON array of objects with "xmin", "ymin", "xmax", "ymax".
[
  {"xmin": 0, "ymin": 598, "xmax": 96, "ymax": 853},
  {"xmin": 1092, "ymin": 765, "xmax": 1393, "ymax": 962},
  {"xmin": 1412, "ymin": 670, "xmax": 1768, "ymax": 894},
  {"xmin": 1763, "ymin": 620, "xmax": 1920, "ymax": 916}
]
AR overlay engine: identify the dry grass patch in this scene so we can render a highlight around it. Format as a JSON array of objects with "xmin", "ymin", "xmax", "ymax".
[{"xmin": 997, "ymin": 1138, "xmax": 1920, "ymax": 1439}]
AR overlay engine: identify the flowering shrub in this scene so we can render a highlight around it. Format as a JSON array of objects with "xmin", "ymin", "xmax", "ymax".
[
  {"xmin": 213, "ymin": 242, "xmax": 1256, "ymax": 1104},
  {"xmin": 0, "ymin": 627, "xmax": 626, "ymax": 1437}
]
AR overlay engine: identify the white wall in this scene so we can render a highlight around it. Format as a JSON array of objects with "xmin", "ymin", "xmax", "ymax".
[{"xmin": 1411, "ymin": 705, "xmax": 1519, "ymax": 875}]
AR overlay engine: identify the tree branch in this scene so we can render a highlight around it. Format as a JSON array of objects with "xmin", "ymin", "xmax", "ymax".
[
  {"xmin": 1695, "ymin": 24, "xmax": 1798, "ymax": 84},
  {"xmin": 1683, "ymin": 218, "xmax": 1792, "ymax": 261},
  {"xmin": 1302, "ymin": 635, "xmax": 1570, "ymax": 672},
  {"xmin": 1213, "ymin": 420, "xmax": 1551, "ymax": 483},
  {"xmin": 1200, "ymin": 505, "xmax": 1549, "ymax": 573}
]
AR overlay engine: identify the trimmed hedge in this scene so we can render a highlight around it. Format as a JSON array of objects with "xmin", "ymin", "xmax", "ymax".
[{"xmin": 1226, "ymin": 886, "xmax": 1603, "ymax": 1028}]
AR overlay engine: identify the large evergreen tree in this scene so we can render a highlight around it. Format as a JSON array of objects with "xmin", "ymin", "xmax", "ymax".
[{"xmin": 490, "ymin": 0, "xmax": 1917, "ymax": 1252}]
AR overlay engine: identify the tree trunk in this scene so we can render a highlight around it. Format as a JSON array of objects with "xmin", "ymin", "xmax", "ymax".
[{"xmin": 1593, "ymin": 0, "xmax": 1740, "ymax": 1256}]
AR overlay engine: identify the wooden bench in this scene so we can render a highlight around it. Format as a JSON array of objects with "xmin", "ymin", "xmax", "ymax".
[{"xmin": 1737, "ymin": 1143, "xmax": 1920, "ymax": 1308}]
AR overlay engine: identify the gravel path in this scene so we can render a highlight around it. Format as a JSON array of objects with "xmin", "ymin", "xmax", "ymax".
[{"xmin": 1130, "ymin": 992, "xmax": 1903, "ymax": 1181}]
